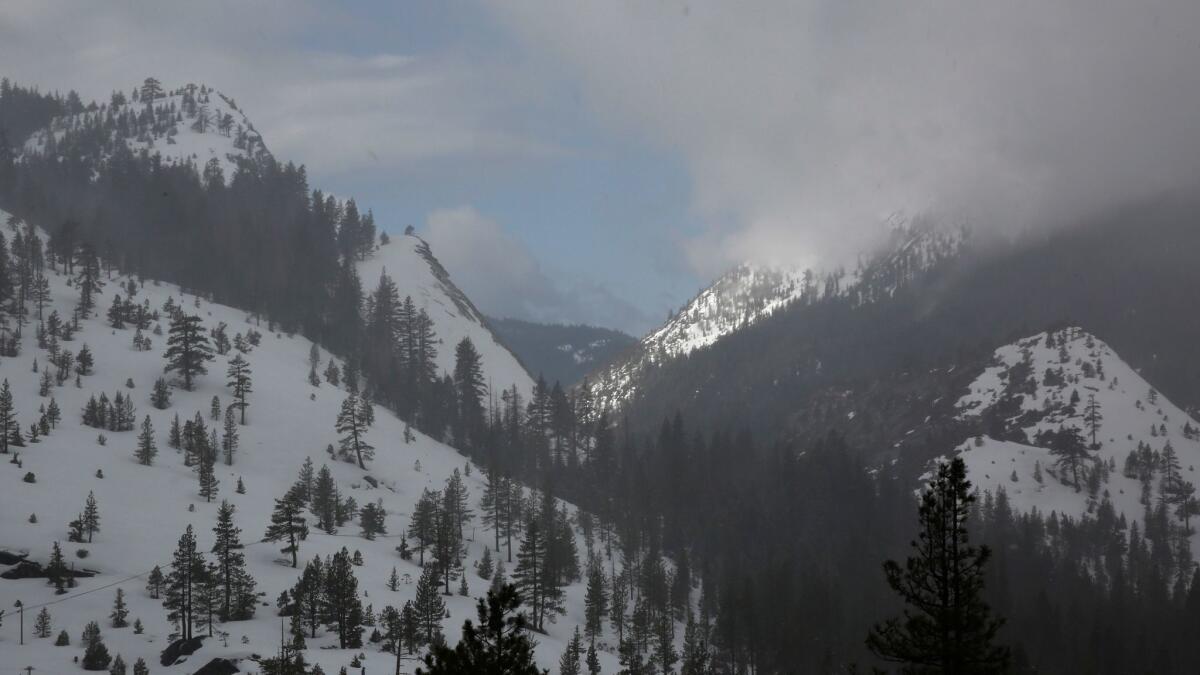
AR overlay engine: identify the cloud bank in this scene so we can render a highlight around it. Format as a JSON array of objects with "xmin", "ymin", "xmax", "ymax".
[{"xmin": 489, "ymin": 0, "xmax": 1200, "ymax": 274}]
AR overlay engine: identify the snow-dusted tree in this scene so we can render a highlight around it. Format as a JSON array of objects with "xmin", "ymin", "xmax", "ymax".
[
  {"xmin": 165, "ymin": 525, "xmax": 205, "ymax": 641},
  {"xmin": 110, "ymin": 588, "xmax": 129, "ymax": 628},
  {"xmin": 151, "ymin": 377, "xmax": 172, "ymax": 409},
  {"xmin": 265, "ymin": 484, "xmax": 309, "ymax": 568},
  {"xmin": 212, "ymin": 500, "xmax": 256, "ymax": 621},
  {"xmin": 226, "ymin": 354, "xmax": 252, "ymax": 424},
  {"xmin": 0, "ymin": 379, "xmax": 15, "ymax": 454},
  {"xmin": 221, "ymin": 406, "xmax": 238, "ymax": 465},
  {"xmin": 135, "ymin": 415, "xmax": 156, "ymax": 466},
  {"xmin": 336, "ymin": 393, "xmax": 375, "ymax": 469},
  {"xmin": 164, "ymin": 313, "xmax": 214, "ymax": 390},
  {"xmin": 82, "ymin": 490, "xmax": 101, "ymax": 542}
]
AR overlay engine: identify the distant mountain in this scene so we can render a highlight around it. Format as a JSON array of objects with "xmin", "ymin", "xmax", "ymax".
[
  {"xmin": 598, "ymin": 193, "xmax": 1200, "ymax": 453},
  {"xmin": 587, "ymin": 220, "xmax": 966, "ymax": 412},
  {"xmin": 487, "ymin": 317, "xmax": 635, "ymax": 387}
]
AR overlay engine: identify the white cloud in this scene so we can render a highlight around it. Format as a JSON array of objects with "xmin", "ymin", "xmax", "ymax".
[
  {"xmin": 487, "ymin": 0, "xmax": 1200, "ymax": 275},
  {"xmin": 423, "ymin": 207, "xmax": 652, "ymax": 333}
]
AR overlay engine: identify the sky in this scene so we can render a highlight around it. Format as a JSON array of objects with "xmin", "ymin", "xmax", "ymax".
[{"xmin": 3, "ymin": 1, "xmax": 1200, "ymax": 335}]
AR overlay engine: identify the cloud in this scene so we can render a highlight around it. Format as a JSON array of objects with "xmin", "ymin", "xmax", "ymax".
[
  {"xmin": 487, "ymin": 0, "xmax": 1200, "ymax": 275},
  {"xmin": 423, "ymin": 207, "xmax": 653, "ymax": 333},
  {"xmin": 0, "ymin": 1, "xmax": 558, "ymax": 175}
]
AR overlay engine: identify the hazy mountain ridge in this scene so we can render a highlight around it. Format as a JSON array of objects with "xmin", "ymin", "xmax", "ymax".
[{"xmin": 486, "ymin": 317, "xmax": 635, "ymax": 387}]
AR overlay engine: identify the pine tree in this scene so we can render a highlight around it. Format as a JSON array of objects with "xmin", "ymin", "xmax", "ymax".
[
  {"xmin": 1083, "ymin": 394, "xmax": 1104, "ymax": 449},
  {"xmin": 222, "ymin": 405, "xmax": 238, "ymax": 465},
  {"xmin": 866, "ymin": 457, "xmax": 1010, "ymax": 673},
  {"xmin": 34, "ymin": 607, "xmax": 52, "ymax": 638},
  {"xmin": 165, "ymin": 525, "xmax": 204, "ymax": 641},
  {"xmin": 110, "ymin": 588, "xmax": 129, "ymax": 628},
  {"xmin": 559, "ymin": 626, "xmax": 584, "ymax": 675},
  {"xmin": 584, "ymin": 558, "xmax": 608, "ymax": 645},
  {"xmin": 322, "ymin": 548, "xmax": 365, "ymax": 648},
  {"xmin": 146, "ymin": 565, "xmax": 165, "ymax": 599},
  {"xmin": 168, "ymin": 413, "xmax": 182, "ymax": 450},
  {"xmin": 312, "ymin": 464, "xmax": 339, "ymax": 534},
  {"xmin": 82, "ymin": 490, "xmax": 101, "ymax": 542},
  {"xmin": 135, "ymin": 415, "xmax": 156, "ymax": 465},
  {"xmin": 212, "ymin": 500, "xmax": 256, "ymax": 621},
  {"xmin": 477, "ymin": 546, "xmax": 495, "ymax": 580},
  {"xmin": 1047, "ymin": 425, "xmax": 1092, "ymax": 491},
  {"xmin": 296, "ymin": 456, "xmax": 315, "ymax": 504},
  {"xmin": 292, "ymin": 557, "xmax": 325, "ymax": 639},
  {"xmin": 164, "ymin": 313, "xmax": 214, "ymax": 390},
  {"xmin": 133, "ymin": 658, "xmax": 149, "ymax": 675},
  {"xmin": 414, "ymin": 565, "xmax": 446, "ymax": 646},
  {"xmin": 82, "ymin": 639, "xmax": 112, "ymax": 671},
  {"xmin": 360, "ymin": 499, "xmax": 387, "ymax": 540},
  {"xmin": 388, "ymin": 566, "xmax": 401, "ymax": 592},
  {"xmin": 408, "ymin": 488, "xmax": 439, "ymax": 566},
  {"xmin": 416, "ymin": 585, "xmax": 541, "ymax": 675},
  {"xmin": 0, "ymin": 379, "xmax": 14, "ymax": 454},
  {"xmin": 265, "ymin": 484, "xmax": 309, "ymax": 568},
  {"xmin": 453, "ymin": 337, "xmax": 487, "ymax": 449},
  {"xmin": 197, "ymin": 445, "xmax": 219, "ymax": 501},
  {"xmin": 336, "ymin": 393, "xmax": 374, "ymax": 469}
]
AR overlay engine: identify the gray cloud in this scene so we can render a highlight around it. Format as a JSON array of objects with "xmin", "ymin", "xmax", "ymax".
[
  {"xmin": 0, "ymin": 1, "xmax": 558, "ymax": 175},
  {"xmin": 488, "ymin": 0, "xmax": 1200, "ymax": 275},
  {"xmin": 423, "ymin": 207, "xmax": 653, "ymax": 334}
]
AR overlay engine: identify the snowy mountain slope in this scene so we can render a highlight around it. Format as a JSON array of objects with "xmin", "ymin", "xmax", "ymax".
[
  {"xmin": 0, "ymin": 216, "xmax": 614, "ymax": 672},
  {"xmin": 358, "ymin": 232, "xmax": 534, "ymax": 398},
  {"xmin": 951, "ymin": 327, "xmax": 1200, "ymax": 552},
  {"xmin": 21, "ymin": 82, "xmax": 269, "ymax": 181},
  {"xmin": 588, "ymin": 221, "xmax": 966, "ymax": 412}
]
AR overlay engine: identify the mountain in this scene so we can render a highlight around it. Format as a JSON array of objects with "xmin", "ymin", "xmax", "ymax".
[
  {"xmin": 359, "ymin": 236, "xmax": 534, "ymax": 398},
  {"xmin": 486, "ymin": 317, "xmax": 635, "ymax": 387},
  {"xmin": 20, "ymin": 82, "xmax": 269, "ymax": 182},
  {"xmin": 587, "ymin": 220, "xmax": 966, "ymax": 413},
  {"xmin": 0, "ymin": 210, "xmax": 615, "ymax": 673}
]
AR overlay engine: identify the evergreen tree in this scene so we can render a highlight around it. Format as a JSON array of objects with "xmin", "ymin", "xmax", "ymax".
[
  {"xmin": 146, "ymin": 565, "xmax": 165, "ymax": 599},
  {"xmin": 292, "ymin": 557, "xmax": 325, "ymax": 639},
  {"xmin": 312, "ymin": 464, "xmax": 339, "ymax": 534},
  {"xmin": 34, "ymin": 607, "xmax": 52, "ymax": 638},
  {"xmin": 151, "ymin": 377, "xmax": 172, "ymax": 409},
  {"xmin": 360, "ymin": 499, "xmax": 387, "ymax": 540},
  {"xmin": 1083, "ymin": 394, "xmax": 1104, "ymax": 449},
  {"xmin": 212, "ymin": 500, "xmax": 256, "ymax": 621},
  {"xmin": 415, "ymin": 585, "xmax": 543, "ymax": 675},
  {"xmin": 226, "ymin": 354, "xmax": 252, "ymax": 424},
  {"xmin": 265, "ymin": 484, "xmax": 309, "ymax": 568},
  {"xmin": 197, "ymin": 444, "xmax": 219, "ymax": 501},
  {"xmin": 82, "ymin": 639, "xmax": 112, "ymax": 671},
  {"xmin": 1046, "ymin": 425, "xmax": 1092, "ymax": 490},
  {"xmin": 322, "ymin": 548, "xmax": 365, "ymax": 648},
  {"xmin": 414, "ymin": 564, "xmax": 447, "ymax": 646},
  {"xmin": 164, "ymin": 313, "xmax": 214, "ymax": 390},
  {"xmin": 135, "ymin": 415, "xmax": 156, "ymax": 465},
  {"xmin": 560, "ymin": 626, "xmax": 584, "ymax": 675},
  {"xmin": 453, "ymin": 337, "xmax": 487, "ymax": 449},
  {"xmin": 336, "ymin": 393, "xmax": 374, "ymax": 469},
  {"xmin": 110, "ymin": 588, "xmax": 129, "ymax": 628},
  {"xmin": 584, "ymin": 559, "xmax": 608, "ymax": 645},
  {"xmin": 222, "ymin": 405, "xmax": 238, "ymax": 465},
  {"xmin": 46, "ymin": 540, "xmax": 68, "ymax": 594},
  {"xmin": 408, "ymin": 488, "xmax": 440, "ymax": 566},
  {"xmin": 0, "ymin": 379, "xmax": 14, "ymax": 454},
  {"xmin": 388, "ymin": 566, "xmax": 401, "ymax": 592},
  {"xmin": 82, "ymin": 490, "xmax": 101, "ymax": 542},
  {"xmin": 165, "ymin": 525, "xmax": 204, "ymax": 641},
  {"xmin": 866, "ymin": 458, "xmax": 1009, "ymax": 673}
]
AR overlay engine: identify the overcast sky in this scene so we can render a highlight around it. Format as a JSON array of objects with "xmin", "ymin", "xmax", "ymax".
[{"xmin": 4, "ymin": 1, "xmax": 1200, "ymax": 335}]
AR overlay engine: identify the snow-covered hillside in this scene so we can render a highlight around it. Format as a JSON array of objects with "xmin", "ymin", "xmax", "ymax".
[
  {"xmin": 359, "ymin": 233, "xmax": 534, "ymax": 398},
  {"xmin": 0, "ymin": 216, "xmax": 614, "ymax": 673},
  {"xmin": 952, "ymin": 328, "xmax": 1200, "ymax": 552},
  {"xmin": 22, "ymin": 82, "xmax": 269, "ymax": 181},
  {"xmin": 588, "ymin": 221, "xmax": 965, "ymax": 412}
]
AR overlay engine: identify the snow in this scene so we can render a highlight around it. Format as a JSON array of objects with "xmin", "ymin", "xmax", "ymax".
[
  {"xmin": 357, "ymin": 233, "xmax": 533, "ymax": 399},
  {"xmin": 950, "ymin": 328, "xmax": 1200, "ymax": 553},
  {"xmin": 0, "ymin": 215, "xmax": 611, "ymax": 673},
  {"xmin": 21, "ymin": 85, "xmax": 268, "ymax": 183}
]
